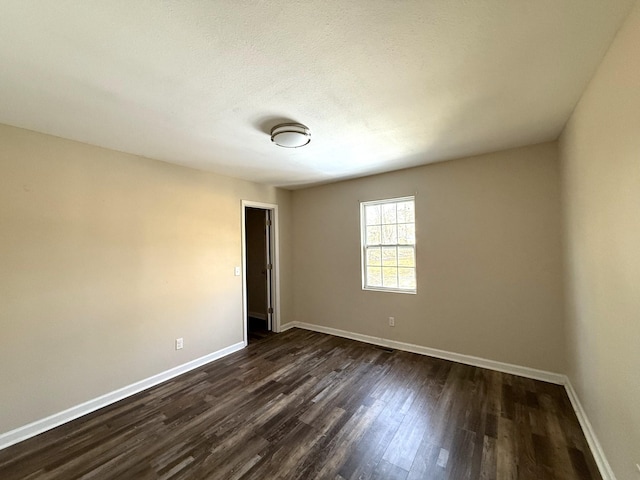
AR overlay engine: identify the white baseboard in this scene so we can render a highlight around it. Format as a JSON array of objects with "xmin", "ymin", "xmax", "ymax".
[
  {"xmin": 289, "ymin": 321, "xmax": 565, "ymax": 384},
  {"xmin": 0, "ymin": 341, "xmax": 245, "ymax": 451},
  {"xmin": 279, "ymin": 322, "xmax": 297, "ymax": 332},
  {"xmin": 564, "ymin": 379, "xmax": 616, "ymax": 480}
]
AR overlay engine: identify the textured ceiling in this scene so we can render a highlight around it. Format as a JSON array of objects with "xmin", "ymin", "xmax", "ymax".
[{"xmin": 0, "ymin": 1, "xmax": 635, "ymax": 188}]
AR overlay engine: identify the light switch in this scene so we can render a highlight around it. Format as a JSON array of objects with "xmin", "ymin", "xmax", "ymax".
[{"xmin": 234, "ymin": 266, "xmax": 241, "ymax": 276}]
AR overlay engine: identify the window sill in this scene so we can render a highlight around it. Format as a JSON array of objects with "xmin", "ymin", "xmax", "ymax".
[{"xmin": 363, "ymin": 287, "xmax": 417, "ymax": 295}]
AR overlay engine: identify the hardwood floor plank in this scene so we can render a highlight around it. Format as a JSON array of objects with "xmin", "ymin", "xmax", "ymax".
[
  {"xmin": 479, "ymin": 435, "xmax": 498, "ymax": 480},
  {"xmin": 381, "ymin": 409, "xmax": 428, "ymax": 471},
  {"xmin": 0, "ymin": 329, "xmax": 601, "ymax": 480},
  {"xmin": 370, "ymin": 459, "xmax": 408, "ymax": 480},
  {"xmin": 338, "ymin": 402, "xmax": 402, "ymax": 480},
  {"xmin": 406, "ymin": 442, "xmax": 446, "ymax": 480}
]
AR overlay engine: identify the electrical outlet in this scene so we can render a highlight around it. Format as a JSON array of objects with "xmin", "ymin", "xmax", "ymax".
[
  {"xmin": 234, "ymin": 266, "xmax": 241, "ymax": 276},
  {"xmin": 388, "ymin": 316, "xmax": 395, "ymax": 327},
  {"xmin": 175, "ymin": 338, "xmax": 184, "ymax": 350}
]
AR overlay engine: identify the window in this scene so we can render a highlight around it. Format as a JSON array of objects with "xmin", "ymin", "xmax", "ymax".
[{"xmin": 361, "ymin": 196, "xmax": 416, "ymax": 293}]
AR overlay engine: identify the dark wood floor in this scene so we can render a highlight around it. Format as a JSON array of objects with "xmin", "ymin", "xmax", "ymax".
[{"xmin": 0, "ymin": 328, "xmax": 600, "ymax": 480}]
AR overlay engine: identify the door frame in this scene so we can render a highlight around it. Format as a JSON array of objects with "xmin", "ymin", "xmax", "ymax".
[{"xmin": 241, "ymin": 200, "xmax": 281, "ymax": 346}]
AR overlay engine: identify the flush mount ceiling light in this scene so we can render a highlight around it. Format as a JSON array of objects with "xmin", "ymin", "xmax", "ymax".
[{"xmin": 270, "ymin": 123, "xmax": 311, "ymax": 148}]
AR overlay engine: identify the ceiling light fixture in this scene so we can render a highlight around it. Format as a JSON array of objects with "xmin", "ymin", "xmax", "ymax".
[{"xmin": 270, "ymin": 123, "xmax": 311, "ymax": 148}]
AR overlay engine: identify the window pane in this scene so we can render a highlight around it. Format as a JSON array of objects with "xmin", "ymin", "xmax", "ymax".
[
  {"xmin": 382, "ymin": 267, "xmax": 398, "ymax": 288},
  {"xmin": 367, "ymin": 266, "xmax": 382, "ymax": 287},
  {"xmin": 398, "ymin": 247, "xmax": 415, "ymax": 267},
  {"xmin": 382, "ymin": 203, "xmax": 397, "ymax": 224},
  {"xmin": 366, "ymin": 247, "xmax": 381, "ymax": 266},
  {"xmin": 397, "ymin": 201, "xmax": 415, "ymax": 223},
  {"xmin": 398, "ymin": 268, "xmax": 416, "ymax": 289},
  {"xmin": 366, "ymin": 226, "xmax": 381, "ymax": 245},
  {"xmin": 365, "ymin": 205, "xmax": 381, "ymax": 225},
  {"xmin": 381, "ymin": 224, "xmax": 397, "ymax": 245},
  {"xmin": 397, "ymin": 224, "xmax": 415, "ymax": 245},
  {"xmin": 382, "ymin": 247, "xmax": 397, "ymax": 266}
]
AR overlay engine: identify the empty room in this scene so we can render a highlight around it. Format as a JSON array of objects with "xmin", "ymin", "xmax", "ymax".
[{"xmin": 0, "ymin": 1, "xmax": 638, "ymax": 479}]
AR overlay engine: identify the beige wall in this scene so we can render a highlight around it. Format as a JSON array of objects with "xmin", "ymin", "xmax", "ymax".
[
  {"xmin": 560, "ymin": 2, "xmax": 640, "ymax": 478},
  {"xmin": 0, "ymin": 124, "xmax": 292, "ymax": 434},
  {"xmin": 292, "ymin": 142, "xmax": 566, "ymax": 372}
]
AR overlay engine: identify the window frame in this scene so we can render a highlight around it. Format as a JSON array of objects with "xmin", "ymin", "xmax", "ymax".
[{"xmin": 360, "ymin": 195, "xmax": 417, "ymax": 294}]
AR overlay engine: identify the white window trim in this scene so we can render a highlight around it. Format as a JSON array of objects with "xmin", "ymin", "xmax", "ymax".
[{"xmin": 360, "ymin": 196, "xmax": 417, "ymax": 294}]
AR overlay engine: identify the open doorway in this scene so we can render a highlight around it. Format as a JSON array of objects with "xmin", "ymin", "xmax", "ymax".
[{"xmin": 242, "ymin": 201, "xmax": 279, "ymax": 345}]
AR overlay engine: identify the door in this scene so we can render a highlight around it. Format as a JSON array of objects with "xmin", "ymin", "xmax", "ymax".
[{"xmin": 244, "ymin": 207, "xmax": 273, "ymax": 337}]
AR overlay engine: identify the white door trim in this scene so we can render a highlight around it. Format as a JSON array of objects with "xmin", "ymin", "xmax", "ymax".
[{"xmin": 241, "ymin": 200, "xmax": 281, "ymax": 346}]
